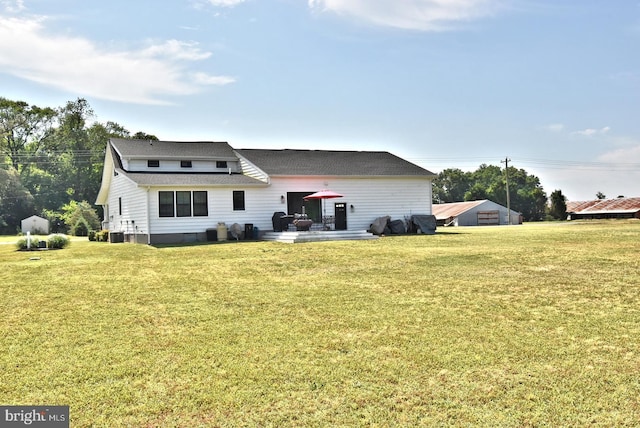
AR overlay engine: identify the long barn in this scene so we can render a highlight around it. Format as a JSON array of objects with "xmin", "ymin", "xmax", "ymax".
[
  {"xmin": 567, "ymin": 197, "xmax": 640, "ymax": 220},
  {"xmin": 432, "ymin": 200, "xmax": 522, "ymax": 226}
]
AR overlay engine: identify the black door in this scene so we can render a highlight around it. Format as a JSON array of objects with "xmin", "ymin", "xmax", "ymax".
[
  {"xmin": 287, "ymin": 192, "xmax": 321, "ymax": 222},
  {"xmin": 335, "ymin": 202, "xmax": 347, "ymax": 230}
]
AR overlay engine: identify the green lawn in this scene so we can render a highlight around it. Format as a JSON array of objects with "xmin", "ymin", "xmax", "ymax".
[{"xmin": 1, "ymin": 221, "xmax": 639, "ymax": 426}]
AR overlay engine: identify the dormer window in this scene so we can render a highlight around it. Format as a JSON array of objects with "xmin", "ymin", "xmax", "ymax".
[
  {"xmin": 148, "ymin": 160, "xmax": 160, "ymax": 167},
  {"xmin": 180, "ymin": 160, "xmax": 192, "ymax": 168},
  {"xmin": 216, "ymin": 161, "xmax": 228, "ymax": 169}
]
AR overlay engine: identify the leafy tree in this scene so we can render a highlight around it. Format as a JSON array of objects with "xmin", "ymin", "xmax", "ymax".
[
  {"xmin": 1, "ymin": 96, "xmax": 158, "ymax": 231},
  {"xmin": 0, "ymin": 97, "xmax": 57, "ymax": 172},
  {"xmin": 40, "ymin": 99, "xmax": 128, "ymax": 212},
  {"xmin": 548, "ymin": 189, "xmax": 567, "ymax": 220},
  {"xmin": 60, "ymin": 200, "xmax": 101, "ymax": 235},
  {"xmin": 464, "ymin": 182, "xmax": 488, "ymax": 201},
  {"xmin": 132, "ymin": 131, "xmax": 159, "ymax": 141},
  {"xmin": 0, "ymin": 167, "xmax": 35, "ymax": 234},
  {"xmin": 47, "ymin": 98, "xmax": 96, "ymax": 203},
  {"xmin": 432, "ymin": 168, "xmax": 473, "ymax": 203},
  {"xmin": 433, "ymin": 162, "xmax": 547, "ymax": 221}
]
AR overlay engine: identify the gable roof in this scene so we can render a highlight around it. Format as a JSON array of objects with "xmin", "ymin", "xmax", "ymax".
[
  {"xmin": 567, "ymin": 197, "xmax": 640, "ymax": 214},
  {"xmin": 97, "ymin": 139, "xmax": 436, "ymax": 205},
  {"xmin": 119, "ymin": 171, "xmax": 265, "ymax": 187},
  {"xmin": 432, "ymin": 200, "xmax": 487, "ymax": 220},
  {"xmin": 432, "ymin": 200, "xmax": 520, "ymax": 220},
  {"xmin": 236, "ymin": 149, "xmax": 435, "ymax": 177},
  {"xmin": 110, "ymin": 138, "xmax": 237, "ymax": 160}
]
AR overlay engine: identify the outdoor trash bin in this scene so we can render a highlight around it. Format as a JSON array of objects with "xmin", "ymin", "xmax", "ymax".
[
  {"xmin": 206, "ymin": 228, "xmax": 217, "ymax": 241},
  {"xmin": 244, "ymin": 224, "xmax": 254, "ymax": 240}
]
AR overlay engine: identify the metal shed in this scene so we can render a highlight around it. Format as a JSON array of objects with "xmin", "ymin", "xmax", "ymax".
[
  {"xmin": 21, "ymin": 215, "xmax": 50, "ymax": 234},
  {"xmin": 432, "ymin": 200, "xmax": 522, "ymax": 226}
]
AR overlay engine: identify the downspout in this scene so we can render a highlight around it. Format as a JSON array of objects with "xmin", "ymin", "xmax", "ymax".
[{"xmin": 146, "ymin": 187, "xmax": 151, "ymax": 245}]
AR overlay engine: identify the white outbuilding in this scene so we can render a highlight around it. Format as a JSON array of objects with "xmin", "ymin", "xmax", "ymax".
[
  {"xmin": 433, "ymin": 200, "xmax": 522, "ymax": 226},
  {"xmin": 21, "ymin": 215, "xmax": 50, "ymax": 234}
]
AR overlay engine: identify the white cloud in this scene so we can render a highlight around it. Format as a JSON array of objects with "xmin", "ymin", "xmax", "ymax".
[
  {"xmin": 1, "ymin": 0, "xmax": 25, "ymax": 13},
  {"xmin": 192, "ymin": 0, "xmax": 245, "ymax": 9},
  {"xmin": 572, "ymin": 126, "xmax": 610, "ymax": 137},
  {"xmin": 191, "ymin": 72, "xmax": 236, "ymax": 85},
  {"xmin": 308, "ymin": 0, "xmax": 506, "ymax": 31},
  {"xmin": 545, "ymin": 123, "xmax": 564, "ymax": 132},
  {"xmin": 0, "ymin": 15, "xmax": 234, "ymax": 105},
  {"xmin": 208, "ymin": 0, "xmax": 245, "ymax": 5},
  {"xmin": 140, "ymin": 40, "xmax": 212, "ymax": 61},
  {"xmin": 598, "ymin": 144, "xmax": 640, "ymax": 164}
]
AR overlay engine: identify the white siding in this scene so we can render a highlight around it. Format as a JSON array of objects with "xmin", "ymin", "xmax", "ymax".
[
  {"xmin": 107, "ymin": 173, "xmax": 149, "ymax": 234},
  {"xmin": 145, "ymin": 176, "xmax": 432, "ymax": 234},
  {"xmin": 127, "ymin": 159, "xmax": 241, "ymax": 173},
  {"xmin": 237, "ymin": 156, "xmax": 269, "ymax": 182},
  {"xmin": 147, "ymin": 186, "xmax": 276, "ymax": 234},
  {"xmin": 269, "ymin": 177, "xmax": 433, "ymax": 231}
]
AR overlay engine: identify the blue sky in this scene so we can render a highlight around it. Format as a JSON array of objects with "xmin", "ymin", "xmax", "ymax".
[{"xmin": 1, "ymin": 0, "xmax": 639, "ymax": 201}]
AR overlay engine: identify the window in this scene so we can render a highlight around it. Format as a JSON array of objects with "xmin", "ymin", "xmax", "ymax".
[
  {"xmin": 148, "ymin": 160, "xmax": 160, "ymax": 167},
  {"xmin": 176, "ymin": 191, "xmax": 192, "ymax": 217},
  {"xmin": 216, "ymin": 161, "xmax": 228, "ymax": 169},
  {"xmin": 159, "ymin": 191, "xmax": 208, "ymax": 218},
  {"xmin": 159, "ymin": 191, "xmax": 174, "ymax": 217},
  {"xmin": 180, "ymin": 160, "xmax": 192, "ymax": 168},
  {"xmin": 118, "ymin": 197, "xmax": 122, "ymax": 215},
  {"xmin": 233, "ymin": 191, "xmax": 245, "ymax": 211},
  {"xmin": 193, "ymin": 191, "xmax": 208, "ymax": 216}
]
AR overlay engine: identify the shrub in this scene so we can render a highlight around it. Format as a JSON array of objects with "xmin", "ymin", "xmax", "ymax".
[
  {"xmin": 16, "ymin": 237, "xmax": 28, "ymax": 250},
  {"xmin": 47, "ymin": 234, "xmax": 70, "ymax": 249},
  {"xmin": 16, "ymin": 235, "xmax": 42, "ymax": 250},
  {"xmin": 88, "ymin": 230, "xmax": 97, "ymax": 241},
  {"xmin": 96, "ymin": 230, "xmax": 109, "ymax": 242}
]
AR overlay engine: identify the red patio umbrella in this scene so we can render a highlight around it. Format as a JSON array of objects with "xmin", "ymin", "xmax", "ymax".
[{"xmin": 304, "ymin": 189, "xmax": 344, "ymax": 226}]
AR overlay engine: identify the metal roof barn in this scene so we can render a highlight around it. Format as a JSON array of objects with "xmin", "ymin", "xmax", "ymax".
[
  {"xmin": 432, "ymin": 200, "xmax": 522, "ymax": 226},
  {"xmin": 567, "ymin": 197, "xmax": 640, "ymax": 220}
]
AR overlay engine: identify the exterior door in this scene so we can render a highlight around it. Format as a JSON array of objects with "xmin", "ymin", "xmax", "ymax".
[
  {"xmin": 335, "ymin": 202, "xmax": 347, "ymax": 230},
  {"xmin": 288, "ymin": 192, "xmax": 321, "ymax": 222}
]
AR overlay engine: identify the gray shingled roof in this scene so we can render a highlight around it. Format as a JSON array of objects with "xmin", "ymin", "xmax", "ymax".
[
  {"xmin": 119, "ymin": 170, "xmax": 266, "ymax": 187},
  {"xmin": 111, "ymin": 138, "xmax": 237, "ymax": 160},
  {"xmin": 236, "ymin": 149, "xmax": 435, "ymax": 177}
]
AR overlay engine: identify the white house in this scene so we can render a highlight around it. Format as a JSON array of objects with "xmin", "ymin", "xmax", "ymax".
[
  {"xmin": 95, "ymin": 139, "xmax": 436, "ymax": 244},
  {"xmin": 21, "ymin": 215, "xmax": 50, "ymax": 234},
  {"xmin": 432, "ymin": 200, "xmax": 522, "ymax": 226}
]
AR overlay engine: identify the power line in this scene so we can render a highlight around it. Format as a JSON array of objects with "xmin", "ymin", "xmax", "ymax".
[{"xmin": 408, "ymin": 156, "xmax": 640, "ymax": 172}]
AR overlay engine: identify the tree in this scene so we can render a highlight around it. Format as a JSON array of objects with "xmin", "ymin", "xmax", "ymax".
[
  {"xmin": 548, "ymin": 189, "xmax": 567, "ymax": 220},
  {"xmin": 1, "ymin": 96, "xmax": 160, "ymax": 229},
  {"xmin": 132, "ymin": 131, "xmax": 158, "ymax": 141},
  {"xmin": 507, "ymin": 167, "xmax": 547, "ymax": 221},
  {"xmin": 0, "ymin": 167, "xmax": 35, "ymax": 234},
  {"xmin": 432, "ymin": 168, "xmax": 472, "ymax": 203},
  {"xmin": 60, "ymin": 200, "xmax": 101, "ymax": 235},
  {"xmin": 0, "ymin": 97, "xmax": 56, "ymax": 172},
  {"xmin": 433, "ymin": 162, "xmax": 548, "ymax": 221}
]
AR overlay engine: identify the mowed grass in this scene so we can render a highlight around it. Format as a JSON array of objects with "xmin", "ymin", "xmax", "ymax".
[{"xmin": 1, "ymin": 221, "xmax": 640, "ymax": 427}]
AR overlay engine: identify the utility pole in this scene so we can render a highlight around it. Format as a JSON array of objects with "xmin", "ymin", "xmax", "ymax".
[{"xmin": 501, "ymin": 157, "xmax": 512, "ymax": 225}]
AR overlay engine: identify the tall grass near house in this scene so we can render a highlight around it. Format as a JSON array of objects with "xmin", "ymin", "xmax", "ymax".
[{"xmin": 1, "ymin": 221, "xmax": 639, "ymax": 426}]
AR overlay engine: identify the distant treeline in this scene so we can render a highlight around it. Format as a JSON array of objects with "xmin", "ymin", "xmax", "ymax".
[{"xmin": 0, "ymin": 97, "xmax": 156, "ymax": 234}]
